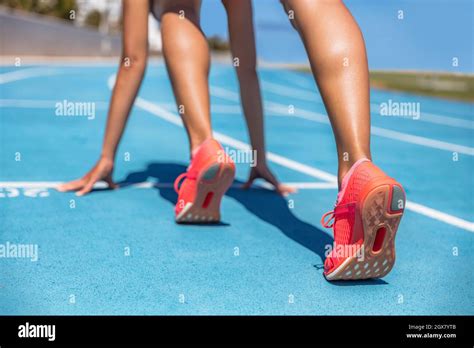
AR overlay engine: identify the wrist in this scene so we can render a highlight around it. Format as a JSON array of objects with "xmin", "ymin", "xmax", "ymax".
[
  {"xmin": 100, "ymin": 152, "xmax": 115, "ymax": 164},
  {"xmin": 252, "ymin": 149, "xmax": 266, "ymax": 167}
]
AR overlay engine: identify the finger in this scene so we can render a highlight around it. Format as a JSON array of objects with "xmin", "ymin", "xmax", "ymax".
[
  {"xmin": 241, "ymin": 178, "xmax": 256, "ymax": 190},
  {"xmin": 262, "ymin": 173, "xmax": 280, "ymax": 189},
  {"xmin": 56, "ymin": 179, "xmax": 86, "ymax": 192},
  {"xmin": 259, "ymin": 170, "xmax": 285, "ymax": 193},
  {"xmin": 75, "ymin": 180, "xmax": 95, "ymax": 196},
  {"xmin": 76, "ymin": 173, "xmax": 101, "ymax": 196},
  {"xmin": 242, "ymin": 170, "xmax": 258, "ymax": 190},
  {"xmin": 104, "ymin": 174, "xmax": 117, "ymax": 189},
  {"xmin": 257, "ymin": 168, "xmax": 296, "ymax": 196},
  {"xmin": 276, "ymin": 183, "xmax": 297, "ymax": 197}
]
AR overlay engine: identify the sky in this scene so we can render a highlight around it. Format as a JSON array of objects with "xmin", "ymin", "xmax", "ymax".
[{"xmin": 200, "ymin": 0, "xmax": 473, "ymax": 73}]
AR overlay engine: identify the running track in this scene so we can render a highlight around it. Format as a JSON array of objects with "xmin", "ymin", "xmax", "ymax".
[{"xmin": 0, "ymin": 62, "xmax": 473, "ymax": 315}]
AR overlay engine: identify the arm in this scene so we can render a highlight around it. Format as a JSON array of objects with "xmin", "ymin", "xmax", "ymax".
[
  {"xmin": 222, "ymin": 0, "xmax": 294, "ymax": 195},
  {"xmin": 57, "ymin": 0, "xmax": 149, "ymax": 195},
  {"xmin": 101, "ymin": 0, "xmax": 149, "ymax": 160}
]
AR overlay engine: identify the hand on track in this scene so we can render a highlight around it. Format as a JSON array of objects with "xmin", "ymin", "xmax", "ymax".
[
  {"xmin": 57, "ymin": 157, "xmax": 117, "ymax": 196},
  {"xmin": 242, "ymin": 163, "xmax": 296, "ymax": 196}
]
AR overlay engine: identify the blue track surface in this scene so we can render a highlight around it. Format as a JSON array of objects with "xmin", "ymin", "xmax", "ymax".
[{"xmin": 0, "ymin": 63, "xmax": 473, "ymax": 315}]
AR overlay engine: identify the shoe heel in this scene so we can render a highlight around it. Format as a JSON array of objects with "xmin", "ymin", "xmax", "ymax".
[
  {"xmin": 202, "ymin": 163, "xmax": 221, "ymax": 181},
  {"xmin": 390, "ymin": 184, "xmax": 406, "ymax": 213},
  {"xmin": 176, "ymin": 162, "xmax": 234, "ymax": 224},
  {"xmin": 360, "ymin": 183, "xmax": 405, "ymax": 279},
  {"xmin": 325, "ymin": 177, "xmax": 406, "ymax": 280}
]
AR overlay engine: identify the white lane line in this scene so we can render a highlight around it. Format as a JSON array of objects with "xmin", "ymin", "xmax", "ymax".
[
  {"xmin": 0, "ymin": 67, "xmax": 61, "ymax": 84},
  {"xmin": 370, "ymin": 126, "xmax": 474, "ymax": 155},
  {"xmin": 417, "ymin": 112, "xmax": 473, "ymax": 129},
  {"xmin": 265, "ymin": 102, "xmax": 329, "ymax": 123},
  {"xmin": 370, "ymin": 107, "xmax": 474, "ymax": 130},
  {"xmin": 260, "ymin": 78, "xmax": 474, "ymax": 130},
  {"xmin": 0, "ymin": 99, "xmax": 56, "ymax": 108},
  {"xmin": 211, "ymin": 85, "xmax": 474, "ymax": 156},
  {"xmin": 0, "ymin": 99, "xmax": 252, "ymax": 116},
  {"xmin": 277, "ymin": 71, "xmax": 317, "ymax": 90},
  {"xmin": 109, "ymin": 74, "xmax": 474, "ymax": 232},
  {"xmin": 0, "ymin": 181, "xmax": 336, "ymax": 190},
  {"xmin": 210, "ymin": 85, "xmax": 240, "ymax": 102},
  {"xmin": 405, "ymin": 201, "xmax": 474, "ymax": 232},
  {"xmin": 211, "ymin": 132, "xmax": 339, "ymax": 183},
  {"xmin": 262, "ymin": 80, "xmax": 323, "ymax": 102},
  {"xmin": 0, "ymin": 182, "xmax": 64, "ymax": 188},
  {"xmin": 266, "ymin": 101, "xmax": 474, "ymax": 155},
  {"xmin": 212, "ymin": 105, "xmax": 242, "ymax": 114},
  {"xmin": 160, "ymin": 102, "xmax": 243, "ymax": 115},
  {"xmin": 260, "ymin": 182, "xmax": 338, "ymax": 189},
  {"xmin": 0, "ymin": 99, "xmax": 109, "ymax": 109}
]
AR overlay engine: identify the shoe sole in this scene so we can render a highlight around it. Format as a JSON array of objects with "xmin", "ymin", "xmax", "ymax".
[
  {"xmin": 175, "ymin": 162, "xmax": 235, "ymax": 224},
  {"xmin": 325, "ymin": 180, "xmax": 405, "ymax": 281}
]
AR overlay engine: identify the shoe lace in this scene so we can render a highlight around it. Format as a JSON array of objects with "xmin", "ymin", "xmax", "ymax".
[
  {"xmin": 173, "ymin": 171, "xmax": 197, "ymax": 193},
  {"xmin": 321, "ymin": 202, "xmax": 356, "ymax": 231},
  {"xmin": 321, "ymin": 210, "xmax": 336, "ymax": 228}
]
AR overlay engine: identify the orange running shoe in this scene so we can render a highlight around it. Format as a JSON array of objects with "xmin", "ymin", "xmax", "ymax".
[
  {"xmin": 174, "ymin": 139, "xmax": 235, "ymax": 223},
  {"xmin": 321, "ymin": 159, "xmax": 405, "ymax": 280}
]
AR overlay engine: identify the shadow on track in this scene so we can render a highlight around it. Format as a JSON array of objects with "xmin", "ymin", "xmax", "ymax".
[{"xmin": 118, "ymin": 162, "xmax": 387, "ymax": 286}]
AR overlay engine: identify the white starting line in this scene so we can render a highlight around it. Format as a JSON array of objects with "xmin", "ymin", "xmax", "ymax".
[{"xmin": 0, "ymin": 181, "xmax": 337, "ymax": 190}]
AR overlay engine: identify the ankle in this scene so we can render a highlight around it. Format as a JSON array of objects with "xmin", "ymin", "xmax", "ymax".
[
  {"xmin": 190, "ymin": 135, "xmax": 213, "ymax": 157},
  {"xmin": 337, "ymin": 154, "xmax": 371, "ymax": 187}
]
